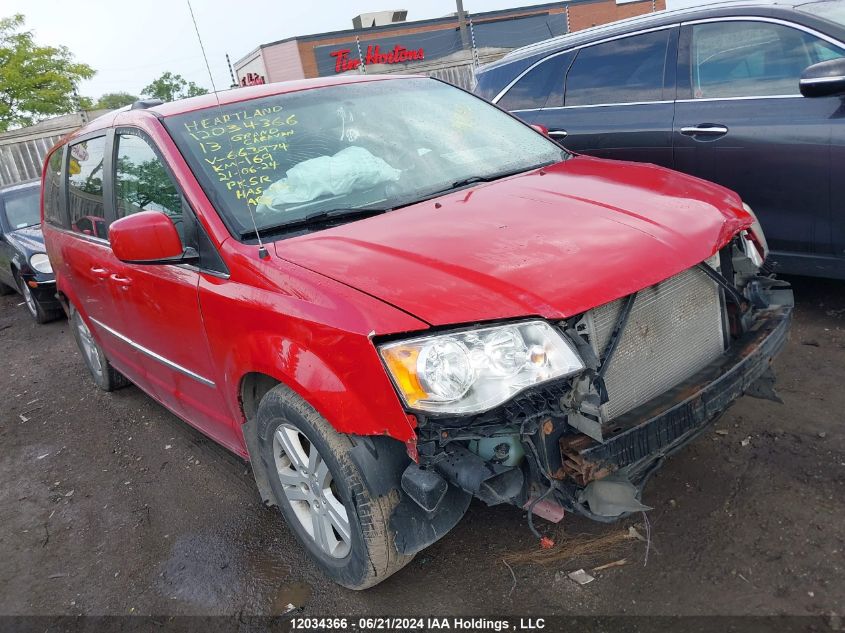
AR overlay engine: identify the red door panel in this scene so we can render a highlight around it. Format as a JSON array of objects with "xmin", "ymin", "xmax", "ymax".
[
  {"xmin": 110, "ymin": 262, "xmax": 238, "ymax": 450},
  {"xmin": 58, "ymin": 233, "xmax": 145, "ymax": 381}
]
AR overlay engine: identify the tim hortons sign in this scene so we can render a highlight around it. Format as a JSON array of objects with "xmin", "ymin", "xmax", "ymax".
[{"xmin": 330, "ymin": 44, "xmax": 425, "ymax": 73}]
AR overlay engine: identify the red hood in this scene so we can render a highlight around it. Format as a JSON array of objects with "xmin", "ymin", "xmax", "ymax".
[{"xmin": 274, "ymin": 156, "xmax": 751, "ymax": 326}]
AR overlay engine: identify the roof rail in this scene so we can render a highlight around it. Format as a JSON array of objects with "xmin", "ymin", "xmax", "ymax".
[{"xmin": 130, "ymin": 98, "xmax": 164, "ymax": 110}]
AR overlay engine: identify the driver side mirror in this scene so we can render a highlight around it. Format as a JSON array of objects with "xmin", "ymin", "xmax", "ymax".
[
  {"xmin": 800, "ymin": 57, "xmax": 845, "ymax": 98},
  {"xmin": 110, "ymin": 210, "xmax": 198, "ymax": 265}
]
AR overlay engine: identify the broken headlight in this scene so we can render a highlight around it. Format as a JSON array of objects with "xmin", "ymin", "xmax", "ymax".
[
  {"xmin": 379, "ymin": 321, "xmax": 584, "ymax": 414},
  {"xmin": 742, "ymin": 202, "xmax": 768, "ymax": 261}
]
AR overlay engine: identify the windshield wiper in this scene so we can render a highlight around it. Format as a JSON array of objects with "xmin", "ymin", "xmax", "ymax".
[
  {"xmin": 241, "ymin": 205, "xmax": 390, "ymax": 239},
  {"xmin": 437, "ymin": 161, "xmax": 558, "ymax": 196}
]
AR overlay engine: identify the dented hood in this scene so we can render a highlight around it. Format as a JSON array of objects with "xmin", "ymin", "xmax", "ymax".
[{"xmin": 274, "ymin": 156, "xmax": 751, "ymax": 326}]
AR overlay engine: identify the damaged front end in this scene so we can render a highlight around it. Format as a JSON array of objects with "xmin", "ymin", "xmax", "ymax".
[{"xmin": 391, "ymin": 233, "xmax": 793, "ymax": 537}]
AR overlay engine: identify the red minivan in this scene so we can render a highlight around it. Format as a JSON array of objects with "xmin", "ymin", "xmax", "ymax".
[{"xmin": 42, "ymin": 75, "xmax": 793, "ymax": 589}]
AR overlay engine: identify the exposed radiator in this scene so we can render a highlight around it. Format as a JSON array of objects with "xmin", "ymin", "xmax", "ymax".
[{"xmin": 579, "ymin": 266, "xmax": 726, "ymax": 421}]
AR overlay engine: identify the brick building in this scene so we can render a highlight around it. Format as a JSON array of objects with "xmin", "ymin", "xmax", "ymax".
[{"xmin": 232, "ymin": 1, "xmax": 666, "ymax": 90}]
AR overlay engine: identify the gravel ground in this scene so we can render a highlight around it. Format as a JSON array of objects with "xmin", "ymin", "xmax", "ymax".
[{"xmin": 0, "ymin": 276, "xmax": 842, "ymax": 617}]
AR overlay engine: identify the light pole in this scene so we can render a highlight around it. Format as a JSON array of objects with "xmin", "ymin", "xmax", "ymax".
[{"xmin": 456, "ymin": 0, "xmax": 470, "ymax": 51}]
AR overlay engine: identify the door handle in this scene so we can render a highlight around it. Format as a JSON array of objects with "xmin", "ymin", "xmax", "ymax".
[
  {"xmin": 90, "ymin": 266, "xmax": 110, "ymax": 279},
  {"xmin": 548, "ymin": 129, "xmax": 568, "ymax": 139},
  {"xmin": 110, "ymin": 273, "xmax": 132, "ymax": 287},
  {"xmin": 680, "ymin": 125, "xmax": 728, "ymax": 136}
]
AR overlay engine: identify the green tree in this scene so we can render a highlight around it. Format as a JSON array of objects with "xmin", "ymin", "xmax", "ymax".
[
  {"xmin": 115, "ymin": 156, "xmax": 180, "ymax": 215},
  {"xmin": 0, "ymin": 14, "xmax": 95, "ymax": 131},
  {"xmin": 142, "ymin": 71, "xmax": 207, "ymax": 102},
  {"xmin": 95, "ymin": 92, "xmax": 138, "ymax": 109}
]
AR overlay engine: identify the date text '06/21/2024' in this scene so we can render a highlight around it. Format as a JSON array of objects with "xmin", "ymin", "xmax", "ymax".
[{"xmin": 290, "ymin": 617, "xmax": 548, "ymax": 631}]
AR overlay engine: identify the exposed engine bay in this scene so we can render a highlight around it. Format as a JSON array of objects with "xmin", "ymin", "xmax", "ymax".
[{"xmin": 395, "ymin": 233, "xmax": 794, "ymax": 549}]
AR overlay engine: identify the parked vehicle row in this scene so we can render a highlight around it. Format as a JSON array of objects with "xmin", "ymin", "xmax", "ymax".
[
  {"xmin": 475, "ymin": 0, "xmax": 845, "ymax": 280},
  {"xmin": 34, "ymin": 75, "xmax": 793, "ymax": 589}
]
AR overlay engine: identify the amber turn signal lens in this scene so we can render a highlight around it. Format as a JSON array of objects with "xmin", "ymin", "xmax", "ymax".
[
  {"xmin": 27, "ymin": 280, "xmax": 38, "ymax": 288},
  {"xmin": 381, "ymin": 345, "xmax": 428, "ymax": 406}
]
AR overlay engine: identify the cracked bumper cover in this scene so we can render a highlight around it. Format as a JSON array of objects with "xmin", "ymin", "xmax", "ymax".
[{"xmin": 562, "ymin": 305, "xmax": 792, "ymax": 498}]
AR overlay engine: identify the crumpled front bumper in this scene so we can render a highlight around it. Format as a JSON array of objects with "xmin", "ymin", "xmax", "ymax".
[{"xmin": 558, "ymin": 304, "xmax": 792, "ymax": 520}]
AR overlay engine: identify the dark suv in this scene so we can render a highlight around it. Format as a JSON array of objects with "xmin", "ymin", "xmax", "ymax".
[{"xmin": 476, "ymin": 0, "xmax": 845, "ymax": 279}]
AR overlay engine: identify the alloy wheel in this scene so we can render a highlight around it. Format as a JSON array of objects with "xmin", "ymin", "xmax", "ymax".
[
  {"xmin": 272, "ymin": 424, "xmax": 352, "ymax": 558},
  {"xmin": 20, "ymin": 282, "xmax": 37, "ymax": 319}
]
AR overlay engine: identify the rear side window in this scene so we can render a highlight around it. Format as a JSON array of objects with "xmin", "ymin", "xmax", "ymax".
[
  {"xmin": 67, "ymin": 137, "xmax": 108, "ymax": 240},
  {"xmin": 43, "ymin": 149, "xmax": 67, "ymax": 228},
  {"xmin": 690, "ymin": 21, "xmax": 845, "ymax": 99},
  {"xmin": 497, "ymin": 54, "xmax": 569, "ymax": 111},
  {"xmin": 474, "ymin": 55, "xmax": 541, "ymax": 101},
  {"xmin": 114, "ymin": 133, "xmax": 183, "ymax": 239},
  {"xmin": 565, "ymin": 30, "xmax": 670, "ymax": 106}
]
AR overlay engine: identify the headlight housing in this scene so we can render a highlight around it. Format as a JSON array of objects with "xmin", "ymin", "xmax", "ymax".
[
  {"xmin": 379, "ymin": 320, "xmax": 584, "ymax": 415},
  {"xmin": 29, "ymin": 253, "xmax": 53, "ymax": 274},
  {"xmin": 742, "ymin": 202, "xmax": 769, "ymax": 261}
]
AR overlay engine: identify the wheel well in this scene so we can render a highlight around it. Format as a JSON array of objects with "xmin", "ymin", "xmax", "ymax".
[
  {"xmin": 239, "ymin": 372, "xmax": 281, "ymax": 423},
  {"xmin": 238, "ymin": 372, "xmax": 282, "ymax": 507},
  {"xmin": 55, "ymin": 290, "xmax": 71, "ymax": 317}
]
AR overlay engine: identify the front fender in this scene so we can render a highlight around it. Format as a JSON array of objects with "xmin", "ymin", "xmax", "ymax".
[
  {"xmin": 197, "ymin": 257, "xmax": 428, "ymax": 448},
  {"xmin": 229, "ymin": 329, "xmax": 413, "ymax": 439}
]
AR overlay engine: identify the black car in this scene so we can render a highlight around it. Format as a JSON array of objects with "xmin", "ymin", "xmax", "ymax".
[
  {"xmin": 475, "ymin": 0, "xmax": 845, "ymax": 279},
  {"xmin": 0, "ymin": 180, "xmax": 62, "ymax": 323}
]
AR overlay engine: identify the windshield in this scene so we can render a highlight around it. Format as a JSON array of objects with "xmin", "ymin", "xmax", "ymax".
[
  {"xmin": 797, "ymin": 0, "xmax": 845, "ymax": 27},
  {"xmin": 164, "ymin": 78, "xmax": 568, "ymax": 237},
  {"xmin": 1, "ymin": 186, "xmax": 41, "ymax": 230}
]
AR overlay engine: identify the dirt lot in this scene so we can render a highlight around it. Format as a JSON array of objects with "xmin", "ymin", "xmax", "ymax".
[{"xmin": 0, "ymin": 276, "xmax": 843, "ymax": 618}]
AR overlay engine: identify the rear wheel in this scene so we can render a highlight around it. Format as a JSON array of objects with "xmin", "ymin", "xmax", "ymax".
[
  {"xmin": 257, "ymin": 384, "xmax": 413, "ymax": 589},
  {"xmin": 70, "ymin": 307, "xmax": 129, "ymax": 391}
]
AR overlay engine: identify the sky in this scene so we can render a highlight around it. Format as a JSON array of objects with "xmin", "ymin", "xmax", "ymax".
[{"xmin": 2, "ymin": 0, "xmax": 577, "ymax": 100}]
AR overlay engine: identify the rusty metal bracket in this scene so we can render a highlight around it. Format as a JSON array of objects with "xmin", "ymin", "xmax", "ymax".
[{"xmin": 559, "ymin": 434, "xmax": 613, "ymax": 486}]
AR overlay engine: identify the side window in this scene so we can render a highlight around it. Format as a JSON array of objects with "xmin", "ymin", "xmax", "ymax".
[
  {"xmin": 474, "ymin": 57, "xmax": 539, "ymax": 102},
  {"xmin": 114, "ymin": 133, "xmax": 184, "ymax": 240},
  {"xmin": 67, "ymin": 137, "xmax": 108, "ymax": 240},
  {"xmin": 565, "ymin": 30, "xmax": 670, "ymax": 106},
  {"xmin": 43, "ymin": 149, "xmax": 67, "ymax": 228},
  {"xmin": 497, "ymin": 54, "xmax": 568, "ymax": 111},
  {"xmin": 690, "ymin": 21, "xmax": 845, "ymax": 99}
]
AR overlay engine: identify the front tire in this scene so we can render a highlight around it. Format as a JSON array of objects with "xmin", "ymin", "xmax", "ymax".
[
  {"xmin": 257, "ymin": 384, "xmax": 413, "ymax": 589},
  {"xmin": 17, "ymin": 275, "xmax": 61, "ymax": 324},
  {"xmin": 69, "ymin": 307, "xmax": 129, "ymax": 391}
]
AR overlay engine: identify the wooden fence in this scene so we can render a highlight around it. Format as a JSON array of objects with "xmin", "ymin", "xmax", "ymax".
[{"xmin": 0, "ymin": 110, "xmax": 110, "ymax": 188}]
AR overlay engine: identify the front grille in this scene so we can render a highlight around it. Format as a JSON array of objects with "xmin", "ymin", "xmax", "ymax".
[{"xmin": 579, "ymin": 266, "xmax": 726, "ymax": 421}]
